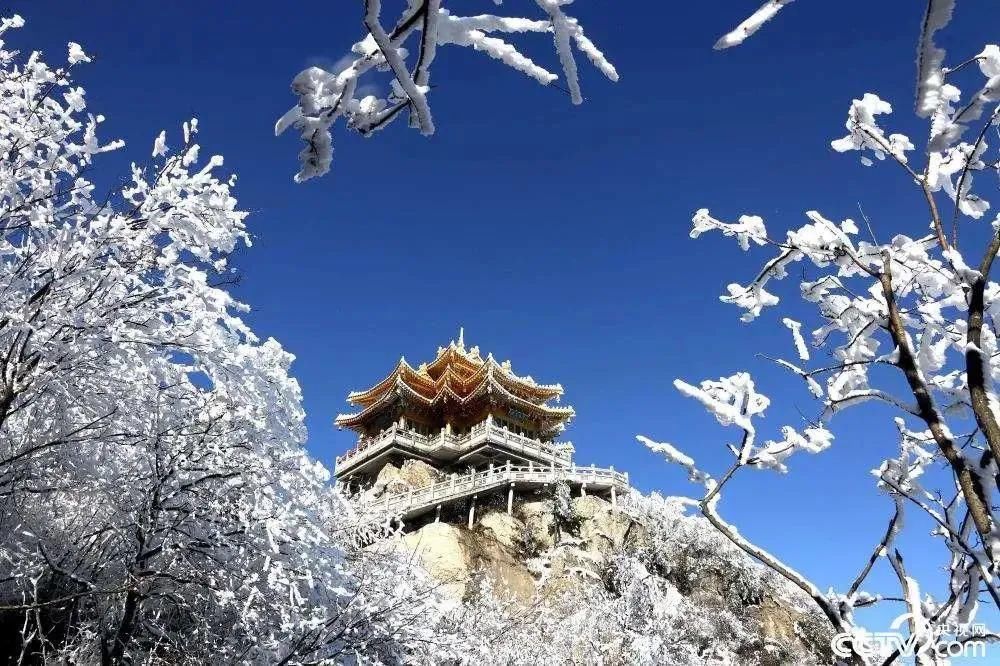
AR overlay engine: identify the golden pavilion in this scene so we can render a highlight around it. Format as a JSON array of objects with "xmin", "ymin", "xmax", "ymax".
[
  {"xmin": 336, "ymin": 330, "xmax": 629, "ymax": 528},
  {"xmin": 334, "ymin": 330, "xmax": 577, "ymax": 485}
]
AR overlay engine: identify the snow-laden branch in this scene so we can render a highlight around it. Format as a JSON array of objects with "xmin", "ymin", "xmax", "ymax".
[
  {"xmin": 665, "ymin": 373, "xmax": 834, "ymax": 475},
  {"xmin": 915, "ymin": 0, "xmax": 957, "ymax": 120},
  {"xmin": 830, "ymin": 94, "xmax": 915, "ymax": 168},
  {"xmin": 713, "ymin": 0, "xmax": 798, "ymax": 50},
  {"xmin": 0, "ymin": 18, "xmax": 472, "ymax": 662},
  {"xmin": 782, "ymin": 317, "xmax": 809, "ymax": 361},
  {"xmin": 671, "ymin": 2, "xmax": 1000, "ymax": 658},
  {"xmin": 277, "ymin": 0, "xmax": 618, "ymax": 182},
  {"xmin": 638, "ymin": 372, "xmax": 862, "ymax": 654},
  {"xmin": 637, "ymin": 435, "xmax": 713, "ymax": 487}
]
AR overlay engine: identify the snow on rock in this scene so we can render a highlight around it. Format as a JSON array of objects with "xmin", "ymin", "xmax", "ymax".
[
  {"xmin": 370, "ymin": 458, "xmax": 445, "ymax": 497},
  {"xmin": 390, "ymin": 519, "xmax": 537, "ymax": 601},
  {"xmin": 386, "ymin": 479, "xmax": 833, "ymax": 664}
]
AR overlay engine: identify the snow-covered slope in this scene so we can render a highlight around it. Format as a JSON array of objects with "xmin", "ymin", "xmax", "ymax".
[{"xmin": 364, "ymin": 461, "xmax": 833, "ymax": 665}]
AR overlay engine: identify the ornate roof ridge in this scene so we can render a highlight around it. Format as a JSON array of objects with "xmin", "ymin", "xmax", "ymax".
[
  {"xmin": 488, "ymin": 354, "xmax": 564, "ymax": 393},
  {"xmin": 350, "ymin": 338, "xmax": 562, "ymax": 398},
  {"xmin": 337, "ymin": 333, "xmax": 572, "ymax": 429}
]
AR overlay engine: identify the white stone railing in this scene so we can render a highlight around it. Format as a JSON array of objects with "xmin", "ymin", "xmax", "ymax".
[
  {"xmin": 335, "ymin": 421, "xmax": 574, "ymax": 473},
  {"xmin": 355, "ymin": 461, "xmax": 629, "ymax": 522}
]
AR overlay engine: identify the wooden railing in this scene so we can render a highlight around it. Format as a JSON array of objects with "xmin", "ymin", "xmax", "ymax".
[
  {"xmin": 354, "ymin": 461, "xmax": 629, "ymax": 522},
  {"xmin": 335, "ymin": 421, "xmax": 574, "ymax": 473}
]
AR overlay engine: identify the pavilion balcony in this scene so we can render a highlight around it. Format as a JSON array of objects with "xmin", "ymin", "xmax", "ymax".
[
  {"xmin": 335, "ymin": 419, "xmax": 574, "ymax": 479},
  {"xmin": 350, "ymin": 461, "xmax": 630, "ymax": 526}
]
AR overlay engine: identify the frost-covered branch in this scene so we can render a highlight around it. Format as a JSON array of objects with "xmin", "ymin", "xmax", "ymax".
[
  {"xmin": 0, "ymin": 18, "xmax": 472, "ymax": 663},
  {"xmin": 639, "ymin": 374, "xmax": 864, "ymax": 659},
  {"xmin": 660, "ymin": 2, "xmax": 1000, "ymax": 660},
  {"xmin": 277, "ymin": 0, "xmax": 618, "ymax": 181},
  {"xmin": 713, "ymin": 0, "xmax": 798, "ymax": 50}
]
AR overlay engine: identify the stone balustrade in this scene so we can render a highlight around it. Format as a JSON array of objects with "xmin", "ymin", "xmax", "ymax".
[
  {"xmin": 352, "ymin": 461, "xmax": 629, "ymax": 524},
  {"xmin": 335, "ymin": 420, "xmax": 574, "ymax": 475}
]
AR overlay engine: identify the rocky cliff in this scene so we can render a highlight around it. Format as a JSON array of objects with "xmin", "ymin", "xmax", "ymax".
[{"xmin": 364, "ymin": 460, "xmax": 833, "ymax": 665}]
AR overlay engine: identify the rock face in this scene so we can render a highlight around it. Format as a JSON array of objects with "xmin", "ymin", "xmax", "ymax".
[
  {"xmin": 370, "ymin": 478, "xmax": 833, "ymax": 664},
  {"xmin": 370, "ymin": 459, "xmax": 444, "ymax": 497},
  {"xmin": 400, "ymin": 521, "xmax": 536, "ymax": 600}
]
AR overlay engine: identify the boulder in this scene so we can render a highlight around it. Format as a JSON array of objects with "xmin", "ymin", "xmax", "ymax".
[
  {"xmin": 572, "ymin": 495, "xmax": 638, "ymax": 558},
  {"xmin": 398, "ymin": 459, "xmax": 444, "ymax": 488},
  {"xmin": 478, "ymin": 510, "xmax": 522, "ymax": 551},
  {"xmin": 371, "ymin": 459, "xmax": 444, "ymax": 498},
  {"xmin": 371, "ymin": 462, "xmax": 405, "ymax": 497},
  {"xmin": 542, "ymin": 545, "xmax": 605, "ymax": 595},
  {"xmin": 398, "ymin": 522, "xmax": 470, "ymax": 599},
  {"xmin": 398, "ymin": 521, "xmax": 535, "ymax": 601},
  {"xmin": 516, "ymin": 499, "xmax": 556, "ymax": 553}
]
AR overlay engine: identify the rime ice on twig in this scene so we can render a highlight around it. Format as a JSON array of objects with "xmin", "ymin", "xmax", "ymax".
[
  {"xmin": 277, "ymin": 0, "xmax": 618, "ymax": 182},
  {"xmin": 915, "ymin": 0, "xmax": 956, "ymax": 119},
  {"xmin": 653, "ymin": 2, "xmax": 1000, "ymax": 656},
  {"xmin": 0, "ymin": 17, "xmax": 478, "ymax": 661},
  {"xmin": 713, "ymin": 0, "xmax": 797, "ymax": 50}
]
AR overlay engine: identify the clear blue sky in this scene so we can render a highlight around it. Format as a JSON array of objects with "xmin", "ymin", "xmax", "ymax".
[{"xmin": 22, "ymin": 0, "xmax": 1000, "ymax": 636}]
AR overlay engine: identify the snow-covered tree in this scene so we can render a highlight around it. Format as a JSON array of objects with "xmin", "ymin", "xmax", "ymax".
[
  {"xmin": 0, "ymin": 16, "xmax": 463, "ymax": 664},
  {"xmin": 641, "ymin": 2, "xmax": 1000, "ymax": 663},
  {"xmin": 450, "ymin": 492, "xmax": 831, "ymax": 665},
  {"xmin": 550, "ymin": 479, "xmax": 579, "ymax": 542},
  {"xmin": 276, "ymin": 0, "xmax": 618, "ymax": 181}
]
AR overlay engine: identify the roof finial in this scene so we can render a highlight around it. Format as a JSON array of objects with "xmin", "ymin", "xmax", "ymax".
[{"xmin": 458, "ymin": 326, "xmax": 465, "ymax": 349}]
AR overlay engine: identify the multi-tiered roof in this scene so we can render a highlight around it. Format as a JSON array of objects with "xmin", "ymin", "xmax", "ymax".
[
  {"xmin": 336, "ymin": 331, "xmax": 574, "ymax": 440},
  {"xmin": 337, "ymin": 333, "xmax": 629, "ymax": 523}
]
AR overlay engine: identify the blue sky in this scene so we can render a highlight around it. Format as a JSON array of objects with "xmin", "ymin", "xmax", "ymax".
[{"xmin": 22, "ymin": 0, "xmax": 1000, "ymax": 637}]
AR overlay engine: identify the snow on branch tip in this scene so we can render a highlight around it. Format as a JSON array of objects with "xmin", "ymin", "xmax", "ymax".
[{"xmin": 278, "ymin": 0, "xmax": 618, "ymax": 182}]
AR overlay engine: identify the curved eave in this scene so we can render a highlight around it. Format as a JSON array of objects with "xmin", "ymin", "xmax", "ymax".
[
  {"xmin": 345, "ymin": 359, "xmax": 409, "ymax": 405},
  {"xmin": 482, "ymin": 352, "xmax": 565, "ymax": 398},
  {"xmin": 423, "ymin": 354, "xmax": 564, "ymax": 402},
  {"xmin": 354, "ymin": 355, "xmax": 561, "ymax": 405},
  {"xmin": 340, "ymin": 341, "xmax": 571, "ymax": 428},
  {"xmin": 347, "ymin": 359, "xmax": 438, "ymax": 407},
  {"xmin": 337, "ymin": 371, "xmax": 573, "ymax": 430},
  {"xmin": 418, "ymin": 371, "xmax": 572, "ymax": 422},
  {"xmin": 336, "ymin": 379, "xmax": 406, "ymax": 428},
  {"xmin": 488, "ymin": 375, "xmax": 575, "ymax": 424},
  {"xmin": 488, "ymin": 359, "xmax": 563, "ymax": 401},
  {"xmin": 424, "ymin": 344, "xmax": 481, "ymax": 378}
]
